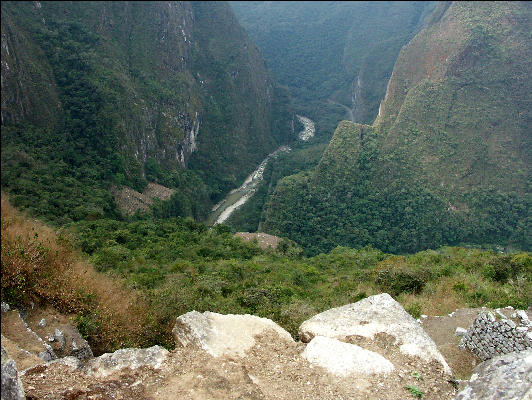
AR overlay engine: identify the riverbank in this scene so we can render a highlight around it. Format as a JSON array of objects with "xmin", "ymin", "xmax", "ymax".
[{"xmin": 207, "ymin": 146, "xmax": 292, "ymax": 225}]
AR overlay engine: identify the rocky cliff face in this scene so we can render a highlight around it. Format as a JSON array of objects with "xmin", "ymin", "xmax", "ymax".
[
  {"xmin": 374, "ymin": 1, "xmax": 531, "ymax": 194},
  {"xmin": 264, "ymin": 1, "xmax": 531, "ymax": 254},
  {"xmin": 1, "ymin": 1, "xmax": 291, "ymax": 206}
]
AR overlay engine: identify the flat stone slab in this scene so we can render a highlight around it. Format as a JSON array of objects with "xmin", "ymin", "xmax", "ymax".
[
  {"xmin": 302, "ymin": 336, "xmax": 395, "ymax": 377},
  {"xmin": 299, "ymin": 293, "xmax": 451, "ymax": 374},
  {"xmin": 85, "ymin": 346, "xmax": 169, "ymax": 378},
  {"xmin": 454, "ymin": 349, "xmax": 532, "ymax": 400},
  {"xmin": 173, "ymin": 311, "xmax": 294, "ymax": 358}
]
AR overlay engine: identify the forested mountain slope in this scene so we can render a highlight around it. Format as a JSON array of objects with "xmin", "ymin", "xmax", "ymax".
[
  {"xmin": 1, "ymin": 1, "xmax": 292, "ymax": 224},
  {"xmin": 231, "ymin": 1, "xmax": 436, "ymax": 136},
  {"xmin": 264, "ymin": 1, "xmax": 531, "ymax": 255}
]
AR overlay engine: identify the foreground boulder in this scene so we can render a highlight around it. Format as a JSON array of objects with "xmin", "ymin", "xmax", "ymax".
[
  {"xmin": 85, "ymin": 346, "xmax": 169, "ymax": 378},
  {"xmin": 299, "ymin": 293, "xmax": 451, "ymax": 374},
  {"xmin": 302, "ymin": 335, "xmax": 395, "ymax": 376},
  {"xmin": 173, "ymin": 311, "xmax": 295, "ymax": 357},
  {"xmin": 454, "ymin": 349, "xmax": 532, "ymax": 400},
  {"xmin": 1, "ymin": 346, "xmax": 25, "ymax": 400}
]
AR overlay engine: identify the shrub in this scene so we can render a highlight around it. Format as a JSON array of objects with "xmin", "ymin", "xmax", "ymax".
[
  {"xmin": 374, "ymin": 258, "xmax": 431, "ymax": 295},
  {"xmin": 406, "ymin": 302, "xmax": 422, "ymax": 319}
]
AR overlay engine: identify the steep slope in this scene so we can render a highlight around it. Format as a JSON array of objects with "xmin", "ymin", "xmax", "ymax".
[
  {"xmin": 231, "ymin": 1, "xmax": 435, "ymax": 135},
  {"xmin": 264, "ymin": 1, "xmax": 531, "ymax": 255},
  {"xmin": 1, "ymin": 1, "xmax": 292, "ymax": 223}
]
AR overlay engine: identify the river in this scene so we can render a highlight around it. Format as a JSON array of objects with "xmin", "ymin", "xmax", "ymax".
[{"xmin": 207, "ymin": 115, "xmax": 315, "ymax": 225}]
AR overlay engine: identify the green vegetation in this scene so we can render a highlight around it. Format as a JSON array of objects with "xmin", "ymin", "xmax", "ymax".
[
  {"xmin": 69, "ymin": 215, "xmax": 532, "ymax": 346},
  {"xmin": 1, "ymin": 1, "xmax": 292, "ymax": 225},
  {"xmin": 3, "ymin": 194, "xmax": 531, "ymax": 352},
  {"xmin": 231, "ymin": 1, "xmax": 434, "ymax": 138},
  {"xmin": 264, "ymin": 2, "xmax": 531, "ymax": 255},
  {"xmin": 405, "ymin": 385, "xmax": 425, "ymax": 399},
  {"xmin": 1, "ymin": 2, "xmax": 530, "ymax": 360}
]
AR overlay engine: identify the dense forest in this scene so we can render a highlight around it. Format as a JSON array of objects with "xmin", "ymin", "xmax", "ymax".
[
  {"xmin": 262, "ymin": 1, "xmax": 531, "ymax": 255},
  {"xmin": 1, "ymin": 1, "xmax": 293, "ymax": 225},
  {"xmin": 231, "ymin": 1, "xmax": 436, "ymax": 137}
]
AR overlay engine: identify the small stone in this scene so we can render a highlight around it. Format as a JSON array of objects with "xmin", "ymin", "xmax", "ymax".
[
  {"xmin": 53, "ymin": 329, "xmax": 66, "ymax": 349},
  {"xmin": 38, "ymin": 319, "xmax": 46, "ymax": 327},
  {"xmin": 516, "ymin": 310, "xmax": 531, "ymax": 326},
  {"xmin": 455, "ymin": 327, "xmax": 468, "ymax": 336},
  {"xmin": 1, "ymin": 302, "xmax": 10, "ymax": 313}
]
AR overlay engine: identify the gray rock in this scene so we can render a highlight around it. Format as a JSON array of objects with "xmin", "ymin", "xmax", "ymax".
[
  {"xmin": 48, "ymin": 356, "xmax": 82, "ymax": 370},
  {"xmin": 1, "ymin": 302, "xmax": 10, "ymax": 313},
  {"xmin": 455, "ymin": 327, "xmax": 468, "ymax": 336},
  {"xmin": 53, "ymin": 328, "xmax": 65, "ymax": 349},
  {"xmin": 173, "ymin": 311, "xmax": 294, "ymax": 358},
  {"xmin": 298, "ymin": 293, "xmax": 451, "ymax": 374},
  {"xmin": 37, "ymin": 318, "xmax": 46, "ymax": 327},
  {"xmin": 302, "ymin": 336, "xmax": 394, "ymax": 376},
  {"xmin": 85, "ymin": 346, "xmax": 169, "ymax": 378},
  {"xmin": 454, "ymin": 349, "xmax": 532, "ymax": 400},
  {"xmin": 1, "ymin": 346, "xmax": 25, "ymax": 400},
  {"xmin": 517, "ymin": 310, "xmax": 531, "ymax": 326}
]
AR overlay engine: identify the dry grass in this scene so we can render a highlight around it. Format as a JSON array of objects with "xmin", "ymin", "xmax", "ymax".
[
  {"xmin": 398, "ymin": 279, "xmax": 467, "ymax": 318},
  {"xmin": 1, "ymin": 193, "xmax": 151, "ymax": 353}
]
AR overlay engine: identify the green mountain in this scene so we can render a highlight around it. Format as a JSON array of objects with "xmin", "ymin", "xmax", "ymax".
[
  {"xmin": 264, "ymin": 1, "xmax": 531, "ymax": 255},
  {"xmin": 230, "ymin": 1, "xmax": 436, "ymax": 136},
  {"xmin": 1, "ymin": 1, "xmax": 292, "ymax": 223}
]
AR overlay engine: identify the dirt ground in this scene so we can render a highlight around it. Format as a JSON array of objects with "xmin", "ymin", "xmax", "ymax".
[
  {"xmin": 10, "ymin": 304, "xmax": 529, "ymax": 399},
  {"xmin": 111, "ymin": 182, "xmax": 175, "ymax": 215},
  {"xmin": 235, "ymin": 233, "xmax": 282, "ymax": 250},
  {"xmin": 21, "ymin": 330, "xmax": 458, "ymax": 400}
]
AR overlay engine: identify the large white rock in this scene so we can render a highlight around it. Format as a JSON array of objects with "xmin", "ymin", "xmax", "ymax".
[
  {"xmin": 302, "ymin": 336, "xmax": 395, "ymax": 377},
  {"xmin": 85, "ymin": 346, "xmax": 169, "ymax": 378},
  {"xmin": 299, "ymin": 293, "xmax": 451, "ymax": 374},
  {"xmin": 173, "ymin": 311, "xmax": 294, "ymax": 358}
]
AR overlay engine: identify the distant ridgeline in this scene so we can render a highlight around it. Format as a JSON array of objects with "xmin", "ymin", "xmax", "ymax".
[
  {"xmin": 1, "ymin": 1, "xmax": 293, "ymax": 224},
  {"xmin": 264, "ymin": 2, "xmax": 532, "ymax": 255},
  {"xmin": 230, "ymin": 1, "xmax": 437, "ymax": 137}
]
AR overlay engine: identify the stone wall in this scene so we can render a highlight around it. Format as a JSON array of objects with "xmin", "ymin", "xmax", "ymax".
[{"xmin": 459, "ymin": 311, "xmax": 532, "ymax": 361}]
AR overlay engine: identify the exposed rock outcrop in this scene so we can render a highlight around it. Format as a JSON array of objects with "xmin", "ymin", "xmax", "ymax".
[
  {"xmin": 302, "ymin": 335, "xmax": 395, "ymax": 376},
  {"xmin": 173, "ymin": 311, "xmax": 295, "ymax": 357},
  {"xmin": 85, "ymin": 346, "xmax": 169, "ymax": 378},
  {"xmin": 454, "ymin": 349, "xmax": 532, "ymax": 400},
  {"xmin": 3, "ymin": 296, "xmax": 470, "ymax": 399},
  {"xmin": 111, "ymin": 182, "xmax": 175, "ymax": 216},
  {"xmin": 1, "ymin": 346, "xmax": 25, "ymax": 400},
  {"xmin": 0, "ymin": 309, "xmax": 56, "ymax": 363},
  {"xmin": 235, "ymin": 232, "xmax": 282, "ymax": 250},
  {"xmin": 299, "ymin": 293, "xmax": 451, "ymax": 375}
]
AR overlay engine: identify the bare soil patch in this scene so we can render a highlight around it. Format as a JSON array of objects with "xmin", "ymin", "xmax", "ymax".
[{"xmin": 235, "ymin": 232, "xmax": 282, "ymax": 250}]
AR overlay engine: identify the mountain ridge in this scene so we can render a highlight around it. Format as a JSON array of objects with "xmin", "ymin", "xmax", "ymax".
[{"xmin": 263, "ymin": 1, "xmax": 531, "ymax": 255}]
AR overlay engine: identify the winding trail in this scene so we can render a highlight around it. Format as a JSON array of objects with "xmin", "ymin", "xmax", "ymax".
[{"xmin": 327, "ymin": 99, "xmax": 355, "ymax": 122}]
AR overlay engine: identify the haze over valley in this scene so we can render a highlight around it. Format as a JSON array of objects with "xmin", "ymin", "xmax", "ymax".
[{"xmin": 1, "ymin": 2, "xmax": 530, "ymax": 398}]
